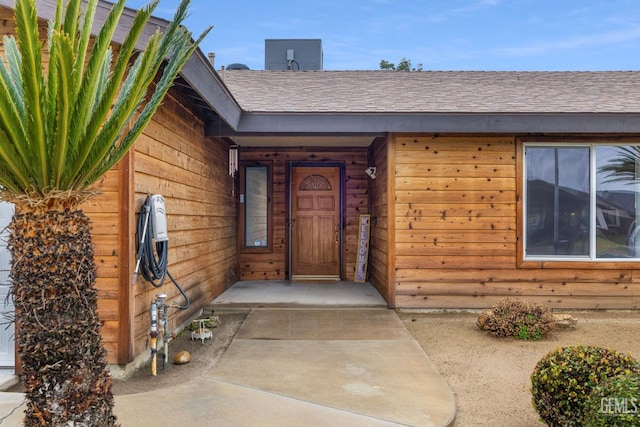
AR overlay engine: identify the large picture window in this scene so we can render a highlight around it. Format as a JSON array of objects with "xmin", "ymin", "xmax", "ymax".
[{"xmin": 524, "ymin": 144, "xmax": 640, "ymax": 260}]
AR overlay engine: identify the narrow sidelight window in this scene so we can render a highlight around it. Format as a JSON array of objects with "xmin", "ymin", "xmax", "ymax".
[{"xmin": 244, "ymin": 165, "xmax": 269, "ymax": 248}]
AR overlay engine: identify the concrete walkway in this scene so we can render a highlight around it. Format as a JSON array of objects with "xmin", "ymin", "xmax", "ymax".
[{"xmin": 0, "ymin": 282, "xmax": 456, "ymax": 426}]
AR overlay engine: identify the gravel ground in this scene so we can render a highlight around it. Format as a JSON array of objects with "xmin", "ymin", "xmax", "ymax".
[
  {"xmin": 111, "ymin": 311, "xmax": 248, "ymax": 395},
  {"xmin": 398, "ymin": 310, "xmax": 640, "ymax": 426}
]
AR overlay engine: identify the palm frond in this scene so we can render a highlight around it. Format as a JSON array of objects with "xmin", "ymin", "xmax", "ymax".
[
  {"xmin": 73, "ymin": 0, "xmax": 99, "ymax": 97},
  {"xmin": 14, "ymin": 0, "xmax": 48, "ymax": 189},
  {"xmin": 0, "ymin": 38, "xmax": 25, "ymax": 142},
  {"xmin": 0, "ymin": 44, "xmax": 30, "ymax": 189},
  {"xmin": 93, "ymin": 47, "xmax": 112, "ymax": 124},
  {"xmin": 0, "ymin": 145, "xmax": 24, "ymax": 193},
  {"xmin": 1, "ymin": 37, "xmax": 24, "ymax": 115},
  {"xmin": 0, "ymin": 0, "xmax": 209, "ymax": 201},
  {"xmin": 63, "ymin": 0, "xmax": 148, "ymax": 187},
  {"xmin": 74, "ymin": 0, "xmax": 211, "ymax": 188},
  {"xmin": 73, "ymin": 35, "xmax": 163, "ymax": 188},
  {"xmin": 50, "ymin": 32, "xmax": 75, "ymax": 188},
  {"xmin": 101, "ymin": 26, "xmax": 210, "ymax": 178},
  {"xmin": 45, "ymin": 22, "xmax": 59, "ymax": 150},
  {"xmin": 61, "ymin": 0, "xmax": 82, "ymax": 45}
]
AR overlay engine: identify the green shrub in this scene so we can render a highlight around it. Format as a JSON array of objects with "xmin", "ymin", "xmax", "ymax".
[
  {"xmin": 478, "ymin": 298, "xmax": 555, "ymax": 340},
  {"xmin": 531, "ymin": 346, "xmax": 640, "ymax": 426},
  {"xmin": 583, "ymin": 372, "xmax": 640, "ymax": 426}
]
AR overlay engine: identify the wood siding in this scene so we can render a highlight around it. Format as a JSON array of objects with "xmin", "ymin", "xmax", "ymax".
[
  {"xmin": 81, "ymin": 169, "xmax": 124, "ymax": 362},
  {"xmin": 131, "ymin": 91, "xmax": 237, "ymax": 360},
  {"xmin": 368, "ymin": 137, "xmax": 392, "ymax": 305},
  {"xmin": 393, "ymin": 134, "xmax": 640, "ymax": 309},
  {"xmin": 238, "ymin": 147, "xmax": 369, "ymax": 280},
  {"xmin": 0, "ymin": 7, "xmax": 237, "ymax": 363}
]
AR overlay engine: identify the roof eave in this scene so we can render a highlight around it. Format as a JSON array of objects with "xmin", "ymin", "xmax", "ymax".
[
  {"xmin": 0, "ymin": 0, "xmax": 242, "ymax": 129},
  {"xmin": 95, "ymin": 0, "xmax": 243, "ymax": 129},
  {"xmin": 206, "ymin": 112, "xmax": 640, "ymax": 136}
]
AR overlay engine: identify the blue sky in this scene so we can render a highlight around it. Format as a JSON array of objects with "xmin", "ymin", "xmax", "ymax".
[{"xmin": 124, "ymin": 0, "xmax": 640, "ymax": 71}]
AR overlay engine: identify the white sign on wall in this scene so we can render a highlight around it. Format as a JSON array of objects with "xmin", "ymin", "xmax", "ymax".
[{"xmin": 354, "ymin": 215, "xmax": 371, "ymax": 282}]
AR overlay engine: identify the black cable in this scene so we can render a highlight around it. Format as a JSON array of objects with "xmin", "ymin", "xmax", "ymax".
[
  {"xmin": 167, "ymin": 270, "xmax": 190, "ymax": 309},
  {"xmin": 136, "ymin": 195, "xmax": 190, "ymax": 309},
  {"xmin": 287, "ymin": 59, "xmax": 300, "ymax": 70}
]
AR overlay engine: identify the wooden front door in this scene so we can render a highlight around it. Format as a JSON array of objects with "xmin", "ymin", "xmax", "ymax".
[{"xmin": 291, "ymin": 166, "xmax": 341, "ymax": 281}]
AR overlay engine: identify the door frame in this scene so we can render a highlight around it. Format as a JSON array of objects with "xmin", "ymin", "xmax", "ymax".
[{"xmin": 287, "ymin": 162, "xmax": 345, "ymax": 280}]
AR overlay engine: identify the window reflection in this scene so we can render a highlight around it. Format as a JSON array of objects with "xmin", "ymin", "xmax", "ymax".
[
  {"xmin": 596, "ymin": 146, "xmax": 640, "ymax": 258},
  {"xmin": 525, "ymin": 144, "xmax": 640, "ymax": 260},
  {"xmin": 244, "ymin": 166, "xmax": 268, "ymax": 247},
  {"xmin": 526, "ymin": 147, "xmax": 589, "ymax": 256}
]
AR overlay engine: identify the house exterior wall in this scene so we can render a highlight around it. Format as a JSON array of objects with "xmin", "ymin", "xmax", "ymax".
[
  {"xmin": 238, "ymin": 147, "xmax": 369, "ymax": 280},
  {"xmin": 77, "ymin": 89, "xmax": 237, "ymax": 366},
  {"xmin": 391, "ymin": 134, "xmax": 640, "ymax": 309},
  {"xmin": 130, "ymin": 91, "xmax": 237, "ymax": 361},
  {"xmin": 0, "ymin": 6, "xmax": 238, "ymax": 364},
  {"xmin": 368, "ymin": 137, "xmax": 393, "ymax": 305},
  {"xmin": 80, "ymin": 168, "xmax": 125, "ymax": 362}
]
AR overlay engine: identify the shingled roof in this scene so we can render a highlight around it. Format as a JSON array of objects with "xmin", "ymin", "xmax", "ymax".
[
  {"xmin": 209, "ymin": 69, "xmax": 640, "ymax": 136},
  {"xmin": 3, "ymin": 0, "xmax": 639, "ymax": 136},
  {"xmin": 220, "ymin": 70, "xmax": 640, "ymax": 114}
]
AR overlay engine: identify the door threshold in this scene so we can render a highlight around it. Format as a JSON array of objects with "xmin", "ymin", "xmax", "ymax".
[{"xmin": 291, "ymin": 275, "xmax": 341, "ymax": 283}]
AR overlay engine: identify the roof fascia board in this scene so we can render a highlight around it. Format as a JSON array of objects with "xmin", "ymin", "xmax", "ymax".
[
  {"xmin": 0, "ymin": 0, "xmax": 55, "ymax": 16},
  {"xmin": 93, "ymin": 1, "xmax": 242, "ymax": 129},
  {"xmin": 230, "ymin": 113, "xmax": 640, "ymax": 135},
  {"xmin": 178, "ymin": 52, "xmax": 242, "ymax": 129},
  {"xmin": 0, "ymin": 0, "xmax": 241, "ymax": 129}
]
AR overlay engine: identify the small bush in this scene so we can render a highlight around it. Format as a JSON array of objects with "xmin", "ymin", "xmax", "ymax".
[
  {"xmin": 583, "ymin": 372, "xmax": 640, "ymax": 426},
  {"xmin": 531, "ymin": 346, "xmax": 640, "ymax": 426},
  {"xmin": 477, "ymin": 298, "xmax": 555, "ymax": 339}
]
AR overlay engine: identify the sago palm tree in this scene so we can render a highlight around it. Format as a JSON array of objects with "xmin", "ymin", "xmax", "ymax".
[{"xmin": 0, "ymin": 0, "xmax": 209, "ymax": 424}]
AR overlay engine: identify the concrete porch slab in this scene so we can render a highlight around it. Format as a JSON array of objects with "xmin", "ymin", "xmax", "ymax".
[
  {"xmin": 209, "ymin": 308, "xmax": 456, "ymax": 426},
  {"xmin": 209, "ymin": 280, "xmax": 388, "ymax": 308}
]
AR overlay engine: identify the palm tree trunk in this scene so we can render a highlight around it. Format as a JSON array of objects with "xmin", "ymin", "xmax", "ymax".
[{"xmin": 8, "ymin": 208, "xmax": 117, "ymax": 426}]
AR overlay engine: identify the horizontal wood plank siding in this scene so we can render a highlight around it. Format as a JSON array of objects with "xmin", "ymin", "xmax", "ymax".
[
  {"xmin": 368, "ymin": 137, "xmax": 391, "ymax": 304},
  {"xmin": 82, "ymin": 169, "xmax": 122, "ymax": 362},
  {"xmin": 239, "ymin": 147, "xmax": 369, "ymax": 280},
  {"xmin": 393, "ymin": 134, "xmax": 640, "ymax": 309},
  {"xmin": 130, "ymin": 90, "xmax": 237, "ymax": 360}
]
